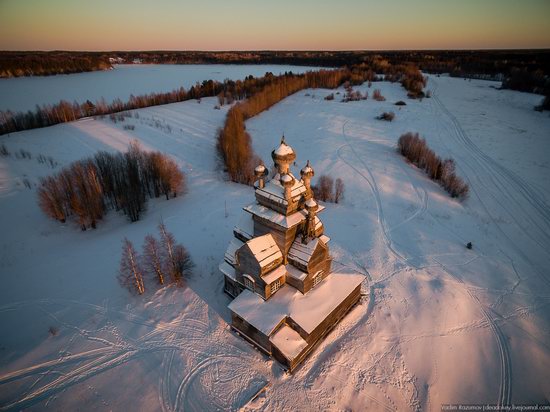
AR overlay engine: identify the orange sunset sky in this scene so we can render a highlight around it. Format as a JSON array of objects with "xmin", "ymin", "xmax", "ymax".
[{"xmin": 1, "ymin": 0, "xmax": 549, "ymax": 50}]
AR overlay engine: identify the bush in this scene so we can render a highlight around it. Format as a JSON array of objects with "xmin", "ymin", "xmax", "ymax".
[
  {"xmin": 38, "ymin": 141, "xmax": 186, "ymax": 229},
  {"xmin": 373, "ymin": 89, "xmax": 386, "ymax": 101},
  {"xmin": 324, "ymin": 93, "xmax": 335, "ymax": 101},
  {"xmin": 397, "ymin": 132, "xmax": 469, "ymax": 200},
  {"xmin": 395, "ymin": 101, "xmax": 407, "ymax": 106},
  {"xmin": 377, "ymin": 112, "xmax": 395, "ymax": 121},
  {"xmin": 312, "ymin": 175, "xmax": 333, "ymax": 202},
  {"xmin": 312, "ymin": 175, "xmax": 345, "ymax": 203}
]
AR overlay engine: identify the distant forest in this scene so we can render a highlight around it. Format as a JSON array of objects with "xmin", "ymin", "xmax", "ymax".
[
  {"xmin": 2, "ymin": 50, "xmax": 549, "ymax": 108},
  {"xmin": 0, "ymin": 51, "xmax": 111, "ymax": 77}
]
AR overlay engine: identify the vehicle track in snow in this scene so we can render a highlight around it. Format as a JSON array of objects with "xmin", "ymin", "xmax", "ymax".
[
  {"xmin": 337, "ymin": 121, "xmax": 406, "ymax": 263},
  {"xmin": 426, "ymin": 81, "xmax": 516, "ymax": 407},
  {"xmin": 429, "ymin": 78, "xmax": 550, "ymax": 288},
  {"xmin": 438, "ymin": 263, "xmax": 512, "ymax": 408},
  {"xmin": 0, "ymin": 297, "xmax": 262, "ymax": 411}
]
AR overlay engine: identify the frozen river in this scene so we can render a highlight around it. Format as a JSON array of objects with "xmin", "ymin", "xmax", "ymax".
[{"xmin": 0, "ymin": 64, "xmax": 327, "ymax": 112}]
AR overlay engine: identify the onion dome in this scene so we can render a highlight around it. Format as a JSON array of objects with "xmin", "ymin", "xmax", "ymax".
[
  {"xmin": 254, "ymin": 161, "xmax": 268, "ymax": 178},
  {"xmin": 271, "ymin": 135, "xmax": 296, "ymax": 164},
  {"xmin": 280, "ymin": 172, "xmax": 294, "ymax": 187},
  {"xmin": 305, "ymin": 197, "xmax": 319, "ymax": 212},
  {"xmin": 300, "ymin": 160, "xmax": 315, "ymax": 179}
]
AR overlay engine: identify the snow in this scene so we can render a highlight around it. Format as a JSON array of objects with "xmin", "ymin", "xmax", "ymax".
[
  {"xmin": 224, "ymin": 237, "xmax": 244, "ymax": 266},
  {"xmin": 219, "ymin": 260, "xmax": 237, "ymax": 281},
  {"xmin": 285, "ymin": 264, "xmax": 308, "ymax": 282},
  {"xmin": 300, "ymin": 161, "xmax": 314, "ymax": 176},
  {"xmin": 319, "ymin": 234, "xmax": 331, "ymax": 244},
  {"xmin": 1, "ymin": 74, "xmax": 550, "ymax": 410},
  {"xmin": 288, "ymin": 237, "xmax": 322, "ymax": 267},
  {"xmin": 233, "ymin": 213, "xmax": 254, "ymax": 241},
  {"xmin": 0, "ymin": 64, "xmax": 328, "ymax": 112},
  {"xmin": 269, "ymin": 325, "xmax": 308, "ymax": 361},
  {"xmin": 243, "ymin": 203, "xmax": 305, "ymax": 229},
  {"xmin": 273, "ymin": 141, "xmax": 295, "ymax": 157},
  {"xmin": 261, "ymin": 265, "xmax": 287, "ymax": 285},
  {"xmin": 305, "ymin": 198, "xmax": 317, "ymax": 208},
  {"xmin": 244, "ymin": 234, "xmax": 282, "ymax": 269},
  {"xmin": 254, "ymin": 164, "xmax": 266, "ymax": 174},
  {"xmin": 280, "ymin": 173, "xmax": 293, "ymax": 184},
  {"xmin": 255, "ymin": 173, "xmax": 306, "ymax": 205},
  {"xmin": 228, "ymin": 272, "xmax": 364, "ymax": 336}
]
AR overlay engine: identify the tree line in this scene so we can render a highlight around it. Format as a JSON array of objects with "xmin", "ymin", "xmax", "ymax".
[
  {"xmin": 0, "ymin": 52, "xmax": 110, "ymax": 78},
  {"xmin": 119, "ymin": 222, "xmax": 193, "ymax": 295},
  {"xmin": 38, "ymin": 141, "xmax": 185, "ymax": 229},
  {"xmin": 1, "ymin": 71, "xmax": 334, "ymax": 135},
  {"xmin": 217, "ymin": 64, "xmax": 426, "ymax": 184},
  {"xmin": 397, "ymin": 132, "xmax": 469, "ymax": 199}
]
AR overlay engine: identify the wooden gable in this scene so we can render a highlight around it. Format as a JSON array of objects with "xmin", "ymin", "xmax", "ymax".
[
  {"xmin": 236, "ymin": 234, "xmax": 283, "ymax": 279},
  {"xmin": 287, "ymin": 237, "xmax": 329, "ymax": 274}
]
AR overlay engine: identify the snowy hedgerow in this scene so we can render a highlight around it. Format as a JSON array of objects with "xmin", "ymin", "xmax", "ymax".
[{"xmin": 397, "ymin": 132, "xmax": 469, "ymax": 200}]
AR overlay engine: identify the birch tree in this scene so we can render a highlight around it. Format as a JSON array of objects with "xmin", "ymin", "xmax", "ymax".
[
  {"xmin": 142, "ymin": 234, "xmax": 166, "ymax": 285},
  {"xmin": 119, "ymin": 238, "xmax": 145, "ymax": 294}
]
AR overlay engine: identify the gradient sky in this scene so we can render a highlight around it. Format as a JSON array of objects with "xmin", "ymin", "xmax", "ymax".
[{"xmin": 1, "ymin": 0, "xmax": 549, "ymax": 51}]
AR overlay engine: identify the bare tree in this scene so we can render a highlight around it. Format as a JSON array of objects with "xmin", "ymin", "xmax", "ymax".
[
  {"xmin": 142, "ymin": 234, "xmax": 166, "ymax": 285},
  {"xmin": 334, "ymin": 178, "xmax": 345, "ymax": 203},
  {"xmin": 312, "ymin": 175, "xmax": 334, "ymax": 202},
  {"xmin": 119, "ymin": 238, "xmax": 145, "ymax": 294},
  {"xmin": 158, "ymin": 222, "xmax": 193, "ymax": 286}
]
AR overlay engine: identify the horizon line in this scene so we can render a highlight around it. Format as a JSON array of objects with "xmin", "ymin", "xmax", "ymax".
[{"xmin": 2, "ymin": 47, "xmax": 550, "ymax": 53}]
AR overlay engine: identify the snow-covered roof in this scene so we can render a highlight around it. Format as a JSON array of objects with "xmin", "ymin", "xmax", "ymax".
[
  {"xmin": 280, "ymin": 173, "xmax": 293, "ymax": 184},
  {"xmin": 285, "ymin": 264, "xmax": 308, "ymax": 282},
  {"xmin": 244, "ymin": 203, "xmax": 305, "ymax": 229},
  {"xmin": 228, "ymin": 272, "xmax": 365, "ymax": 336},
  {"xmin": 270, "ymin": 324, "xmax": 308, "ymax": 361},
  {"xmin": 288, "ymin": 237, "xmax": 325, "ymax": 268},
  {"xmin": 300, "ymin": 160, "xmax": 314, "ymax": 177},
  {"xmin": 319, "ymin": 234, "xmax": 331, "ymax": 244},
  {"xmin": 233, "ymin": 213, "xmax": 254, "ymax": 241},
  {"xmin": 305, "ymin": 198, "xmax": 317, "ymax": 209},
  {"xmin": 244, "ymin": 234, "xmax": 282, "ymax": 269},
  {"xmin": 219, "ymin": 260, "xmax": 236, "ymax": 280},
  {"xmin": 273, "ymin": 140, "xmax": 295, "ymax": 157},
  {"xmin": 262, "ymin": 264, "xmax": 287, "ymax": 284},
  {"xmin": 254, "ymin": 164, "xmax": 266, "ymax": 174},
  {"xmin": 256, "ymin": 173, "xmax": 306, "ymax": 206},
  {"xmin": 224, "ymin": 237, "xmax": 244, "ymax": 266},
  {"xmin": 243, "ymin": 203, "xmax": 325, "ymax": 230}
]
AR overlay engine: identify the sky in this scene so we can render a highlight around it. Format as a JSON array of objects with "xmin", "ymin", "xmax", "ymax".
[{"xmin": 0, "ymin": 0, "xmax": 549, "ymax": 51}]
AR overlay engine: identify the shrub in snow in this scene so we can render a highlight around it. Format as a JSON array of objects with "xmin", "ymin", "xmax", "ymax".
[
  {"xmin": 397, "ymin": 132, "xmax": 469, "ymax": 200},
  {"xmin": 324, "ymin": 93, "xmax": 335, "ymax": 101},
  {"xmin": 312, "ymin": 175, "xmax": 345, "ymax": 203},
  {"xmin": 377, "ymin": 112, "xmax": 395, "ymax": 121},
  {"xmin": 395, "ymin": 101, "xmax": 407, "ymax": 106},
  {"xmin": 372, "ymin": 89, "xmax": 386, "ymax": 101},
  {"xmin": 0, "ymin": 144, "xmax": 9, "ymax": 156}
]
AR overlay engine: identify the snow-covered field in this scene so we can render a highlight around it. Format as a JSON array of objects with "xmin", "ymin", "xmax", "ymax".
[
  {"xmin": 1, "ymin": 75, "xmax": 549, "ymax": 410},
  {"xmin": 0, "ymin": 64, "xmax": 326, "ymax": 112}
]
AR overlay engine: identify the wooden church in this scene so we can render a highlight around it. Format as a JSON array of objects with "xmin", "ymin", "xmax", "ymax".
[{"xmin": 220, "ymin": 137, "xmax": 364, "ymax": 371}]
